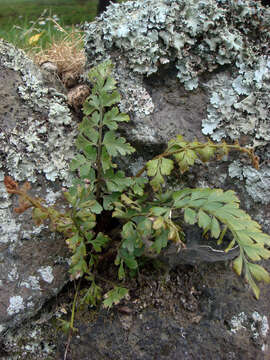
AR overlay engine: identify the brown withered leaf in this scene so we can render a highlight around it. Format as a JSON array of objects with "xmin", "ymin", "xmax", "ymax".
[
  {"xmin": 252, "ymin": 155, "xmax": 260, "ymax": 170},
  {"xmin": 14, "ymin": 203, "xmax": 32, "ymax": 214},
  {"xmin": 20, "ymin": 181, "xmax": 31, "ymax": 192},
  {"xmin": 4, "ymin": 176, "xmax": 19, "ymax": 194}
]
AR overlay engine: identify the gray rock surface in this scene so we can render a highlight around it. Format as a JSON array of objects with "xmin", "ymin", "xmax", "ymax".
[
  {"xmin": 0, "ymin": 40, "xmax": 77, "ymax": 332},
  {"xmin": 4, "ymin": 261, "xmax": 269, "ymax": 360},
  {"xmin": 1, "ymin": 0, "xmax": 270, "ymax": 357},
  {"xmin": 84, "ymin": 0, "xmax": 270, "ymax": 233},
  {"xmin": 54, "ymin": 261, "xmax": 270, "ymax": 360}
]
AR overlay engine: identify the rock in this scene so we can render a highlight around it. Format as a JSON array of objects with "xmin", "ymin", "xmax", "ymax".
[
  {"xmin": 0, "ymin": 40, "xmax": 78, "ymax": 333},
  {"xmin": 58, "ymin": 261, "xmax": 270, "ymax": 360},
  {"xmin": 2, "ymin": 260, "xmax": 270, "ymax": 359},
  {"xmin": 83, "ymin": 0, "xmax": 270, "ymax": 233},
  {"xmin": 1, "ymin": 0, "xmax": 270, "ymax": 357},
  {"xmin": 9, "ymin": 260, "xmax": 267, "ymax": 360}
]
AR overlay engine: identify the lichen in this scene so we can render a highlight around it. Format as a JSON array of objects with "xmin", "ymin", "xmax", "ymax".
[
  {"xmin": 20, "ymin": 276, "xmax": 41, "ymax": 291},
  {"xmin": 230, "ymin": 311, "xmax": 269, "ymax": 351},
  {"xmin": 7, "ymin": 265, "xmax": 19, "ymax": 282},
  {"xmin": 84, "ymin": 0, "xmax": 270, "ymax": 205},
  {"xmin": 229, "ymin": 160, "xmax": 270, "ymax": 205},
  {"xmin": 0, "ymin": 41, "xmax": 77, "ymax": 186},
  {"xmin": 3, "ymin": 320, "xmax": 58, "ymax": 359},
  {"xmin": 7, "ymin": 296, "xmax": 25, "ymax": 316},
  {"xmin": 37, "ymin": 266, "xmax": 54, "ymax": 284},
  {"xmin": 202, "ymin": 56, "xmax": 270, "ymax": 144},
  {"xmin": 84, "ymin": 0, "xmax": 269, "ymax": 95},
  {"xmin": 0, "ymin": 208, "xmax": 21, "ymax": 244},
  {"xmin": 251, "ymin": 312, "xmax": 269, "ymax": 339}
]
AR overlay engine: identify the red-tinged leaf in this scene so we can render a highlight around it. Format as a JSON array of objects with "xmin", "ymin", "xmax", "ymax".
[{"xmin": 4, "ymin": 176, "xmax": 19, "ymax": 194}]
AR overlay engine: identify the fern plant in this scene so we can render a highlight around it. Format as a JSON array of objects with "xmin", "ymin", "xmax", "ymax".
[{"xmin": 4, "ymin": 60, "xmax": 270, "ymax": 315}]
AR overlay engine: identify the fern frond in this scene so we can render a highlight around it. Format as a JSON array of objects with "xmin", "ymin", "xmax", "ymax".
[{"xmin": 173, "ymin": 188, "xmax": 270, "ymax": 298}]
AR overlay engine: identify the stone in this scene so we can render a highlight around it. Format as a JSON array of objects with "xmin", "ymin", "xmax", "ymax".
[
  {"xmin": 0, "ymin": 40, "xmax": 78, "ymax": 332},
  {"xmin": 1, "ymin": 0, "xmax": 270, "ymax": 357},
  {"xmin": 83, "ymin": 0, "xmax": 270, "ymax": 235}
]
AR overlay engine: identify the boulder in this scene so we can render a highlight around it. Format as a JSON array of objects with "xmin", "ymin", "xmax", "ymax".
[
  {"xmin": 83, "ymin": 0, "xmax": 270, "ymax": 235},
  {"xmin": 1, "ymin": 0, "xmax": 270, "ymax": 357},
  {"xmin": 0, "ymin": 40, "xmax": 78, "ymax": 332}
]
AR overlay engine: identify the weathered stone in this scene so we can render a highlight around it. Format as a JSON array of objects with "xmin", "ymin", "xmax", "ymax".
[
  {"xmin": 54, "ymin": 261, "xmax": 270, "ymax": 360},
  {"xmin": 4, "ymin": 260, "xmax": 268, "ymax": 360},
  {"xmin": 83, "ymin": 0, "xmax": 270, "ymax": 233},
  {"xmin": 1, "ymin": 0, "xmax": 270, "ymax": 357},
  {"xmin": 0, "ymin": 40, "xmax": 78, "ymax": 332},
  {"xmin": 82, "ymin": 0, "xmax": 270, "ymax": 273}
]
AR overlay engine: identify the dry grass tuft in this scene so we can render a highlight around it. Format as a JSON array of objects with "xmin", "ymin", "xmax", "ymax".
[{"xmin": 33, "ymin": 18, "xmax": 86, "ymax": 87}]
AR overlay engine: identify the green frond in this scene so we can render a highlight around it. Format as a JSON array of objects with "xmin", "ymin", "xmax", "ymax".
[{"xmin": 173, "ymin": 187, "xmax": 270, "ymax": 298}]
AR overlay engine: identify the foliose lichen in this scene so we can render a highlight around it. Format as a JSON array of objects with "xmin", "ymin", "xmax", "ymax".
[
  {"xmin": 37, "ymin": 266, "xmax": 54, "ymax": 284},
  {"xmin": 203, "ymin": 56, "xmax": 270, "ymax": 143},
  {"xmin": 0, "ymin": 40, "xmax": 77, "ymax": 185},
  {"xmin": 230, "ymin": 311, "xmax": 269, "ymax": 352},
  {"xmin": 229, "ymin": 160, "xmax": 270, "ymax": 205},
  {"xmin": 0, "ymin": 41, "xmax": 72, "ymax": 331},
  {"xmin": 84, "ymin": 0, "xmax": 270, "ymax": 203},
  {"xmin": 84, "ymin": 0, "xmax": 269, "ymax": 98},
  {"xmin": 7, "ymin": 296, "xmax": 25, "ymax": 316}
]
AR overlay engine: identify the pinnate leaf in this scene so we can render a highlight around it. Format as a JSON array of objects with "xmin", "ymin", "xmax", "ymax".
[
  {"xmin": 167, "ymin": 135, "xmax": 187, "ymax": 151},
  {"xmin": 247, "ymin": 263, "xmax": 270, "ymax": 284},
  {"xmin": 233, "ymin": 255, "xmax": 243, "ymax": 276},
  {"xmin": 196, "ymin": 144, "xmax": 216, "ymax": 162},
  {"xmin": 102, "ymin": 76, "xmax": 117, "ymax": 92},
  {"xmin": 70, "ymin": 154, "xmax": 86, "ymax": 171},
  {"xmin": 103, "ymin": 287, "xmax": 128, "ymax": 308},
  {"xmin": 103, "ymin": 107, "xmax": 129, "ymax": 130},
  {"xmin": 174, "ymin": 149, "xmax": 197, "ymax": 173},
  {"xmin": 184, "ymin": 208, "xmax": 197, "ymax": 225},
  {"xmin": 103, "ymin": 131, "xmax": 135, "ymax": 157},
  {"xmin": 150, "ymin": 171, "xmax": 164, "ymax": 191},
  {"xmin": 146, "ymin": 159, "xmax": 159, "ymax": 177},
  {"xmin": 198, "ymin": 209, "xmax": 211, "ymax": 229},
  {"xmin": 245, "ymin": 269, "xmax": 260, "ymax": 299},
  {"xmin": 100, "ymin": 90, "xmax": 121, "ymax": 107},
  {"xmin": 152, "ymin": 229, "xmax": 169, "ymax": 254},
  {"xmin": 91, "ymin": 232, "xmax": 111, "ymax": 252},
  {"xmin": 160, "ymin": 158, "xmax": 174, "ymax": 176},
  {"xmin": 81, "ymin": 280, "xmax": 102, "ymax": 306},
  {"xmin": 104, "ymin": 169, "xmax": 133, "ymax": 192},
  {"xmin": 210, "ymin": 217, "xmax": 220, "ymax": 239}
]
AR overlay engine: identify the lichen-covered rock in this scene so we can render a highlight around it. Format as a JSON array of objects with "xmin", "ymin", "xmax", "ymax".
[
  {"xmin": 0, "ymin": 40, "xmax": 78, "ymax": 332},
  {"xmin": 84, "ymin": 0, "xmax": 270, "ymax": 219}
]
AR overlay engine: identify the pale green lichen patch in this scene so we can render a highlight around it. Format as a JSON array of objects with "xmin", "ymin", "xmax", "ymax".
[
  {"xmin": 0, "ymin": 41, "xmax": 72, "ymax": 331},
  {"xmin": 230, "ymin": 311, "xmax": 269, "ymax": 352},
  {"xmin": 251, "ymin": 312, "xmax": 269, "ymax": 340},
  {"xmin": 37, "ymin": 266, "xmax": 54, "ymax": 284},
  {"xmin": 7, "ymin": 296, "xmax": 25, "ymax": 316},
  {"xmin": 85, "ymin": 0, "xmax": 269, "ymax": 93},
  {"xmin": 7, "ymin": 265, "xmax": 19, "ymax": 282},
  {"xmin": 0, "ymin": 209, "xmax": 21, "ymax": 244},
  {"xmin": 203, "ymin": 56, "xmax": 270, "ymax": 144},
  {"xmin": 84, "ymin": 0, "xmax": 270, "ymax": 205},
  {"xmin": 20, "ymin": 276, "xmax": 41, "ymax": 291},
  {"xmin": 229, "ymin": 160, "xmax": 270, "ymax": 205}
]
